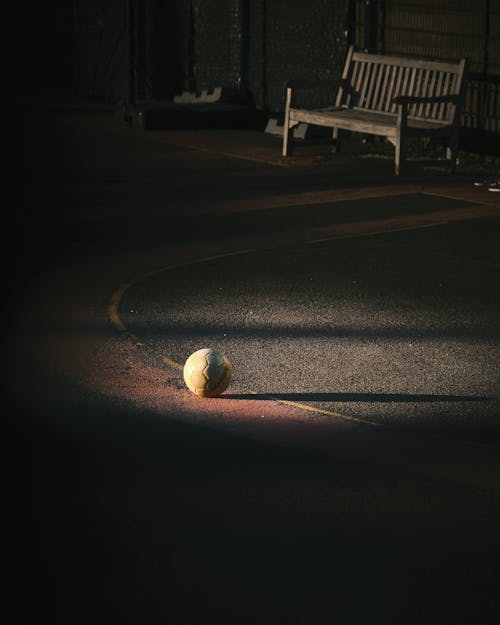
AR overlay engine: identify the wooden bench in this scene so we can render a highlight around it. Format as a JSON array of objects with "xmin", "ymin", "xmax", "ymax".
[{"xmin": 282, "ymin": 46, "xmax": 467, "ymax": 175}]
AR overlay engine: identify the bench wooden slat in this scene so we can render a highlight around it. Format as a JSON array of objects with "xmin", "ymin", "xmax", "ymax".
[
  {"xmin": 379, "ymin": 64, "xmax": 392, "ymax": 111},
  {"xmin": 365, "ymin": 62, "xmax": 379, "ymax": 110},
  {"xmin": 432, "ymin": 71, "xmax": 445, "ymax": 119},
  {"xmin": 424, "ymin": 70, "xmax": 436, "ymax": 117},
  {"xmin": 372, "ymin": 63, "xmax": 385, "ymax": 110},
  {"xmin": 349, "ymin": 61, "xmax": 359, "ymax": 108},
  {"xmin": 408, "ymin": 68, "xmax": 419, "ymax": 116},
  {"xmin": 371, "ymin": 63, "xmax": 383, "ymax": 109},
  {"xmin": 384, "ymin": 65, "xmax": 396, "ymax": 112},
  {"xmin": 353, "ymin": 61, "xmax": 365, "ymax": 104},
  {"xmin": 439, "ymin": 72, "xmax": 452, "ymax": 120},
  {"xmin": 418, "ymin": 69, "xmax": 431, "ymax": 117},
  {"xmin": 351, "ymin": 50, "xmax": 463, "ymax": 74},
  {"xmin": 400, "ymin": 66, "xmax": 411, "ymax": 103},
  {"xmin": 290, "ymin": 106, "xmax": 452, "ymax": 133},
  {"xmin": 429, "ymin": 71, "xmax": 438, "ymax": 118},
  {"xmin": 358, "ymin": 61, "xmax": 372, "ymax": 107},
  {"xmin": 391, "ymin": 65, "xmax": 404, "ymax": 113},
  {"xmin": 436, "ymin": 72, "xmax": 446, "ymax": 120}
]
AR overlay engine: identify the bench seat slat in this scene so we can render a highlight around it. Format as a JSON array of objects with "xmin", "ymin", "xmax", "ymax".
[{"xmin": 289, "ymin": 107, "xmax": 452, "ymax": 136}]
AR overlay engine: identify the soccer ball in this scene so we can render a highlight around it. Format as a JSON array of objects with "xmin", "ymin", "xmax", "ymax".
[{"xmin": 183, "ymin": 348, "xmax": 233, "ymax": 398}]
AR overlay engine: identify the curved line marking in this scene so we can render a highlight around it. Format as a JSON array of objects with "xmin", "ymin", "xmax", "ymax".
[{"xmin": 108, "ymin": 250, "xmax": 380, "ymax": 427}]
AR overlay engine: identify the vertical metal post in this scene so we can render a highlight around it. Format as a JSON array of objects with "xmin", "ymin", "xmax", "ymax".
[
  {"xmin": 362, "ymin": 0, "xmax": 378, "ymax": 144},
  {"xmin": 186, "ymin": 0, "xmax": 197, "ymax": 91},
  {"xmin": 378, "ymin": 0, "xmax": 385, "ymax": 54},
  {"xmin": 478, "ymin": 0, "xmax": 491, "ymax": 156},
  {"xmin": 239, "ymin": 0, "xmax": 250, "ymax": 100},
  {"xmin": 363, "ymin": 0, "xmax": 378, "ymax": 53},
  {"xmin": 346, "ymin": 0, "xmax": 356, "ymax": 47},
  {"xmin": 135, "ymin": 1, "xmax": 146, "ymax": 100},
  {"xmin": 261, "ymin": 0, "xmax": 268, "ymax": 110},
  {"xmin": 484, "ymin": 0, "xmax": 490, "ymax": 76},
  {"xmin": 128, "ymin": 0, "xmax": 136, "ymax": 104}
]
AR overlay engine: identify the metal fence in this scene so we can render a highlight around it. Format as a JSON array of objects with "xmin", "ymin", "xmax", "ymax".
[
  {"xmin": 73, "ymin": 0, "xmax": 498, "ymax": 153},
  {"xmin": 179, "ymin": 0, "xmax": 348, "ymax": 113},
  {"xmin": 350, "ymin": 0, "xmax": 500, "ymax": 152}
]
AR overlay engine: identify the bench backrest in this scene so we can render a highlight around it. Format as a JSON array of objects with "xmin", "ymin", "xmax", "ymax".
[{"xmin": 336, "ymin": 47, "xmax": 467, "ymax": 123}]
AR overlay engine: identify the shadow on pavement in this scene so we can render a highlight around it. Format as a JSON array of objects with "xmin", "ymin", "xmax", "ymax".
[
  {"xmin": 225, "ymin": 391, "xmax": 494, "ymax": 403},
  {"xmin": 9, "ymin": 382, "xmax": 500, "ymax": 625}
]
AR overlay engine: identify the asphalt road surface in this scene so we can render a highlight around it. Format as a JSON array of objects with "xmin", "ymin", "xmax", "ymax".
[
  {"xmin": 119, "ymin": 216, "xmax": 500, "ymax": 440},
  {"xmin": 7, "ymin": 106, "xmax": 500, "ymax": 625}
]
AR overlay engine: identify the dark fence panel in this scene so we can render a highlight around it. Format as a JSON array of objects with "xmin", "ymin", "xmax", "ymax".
[
  {"xmin": 179, "ymin": 0, "xmax": 349, "ymax": 112},
  {"xmin": 73, "ymin": 0, "xmax": 348, "ymax": 112},
  {"xmin": 142, "ymin": 0, "xmax": 191, "ymax": 100},
  {"xmin": 73, "ymin": 0, "xmax": 191, "ymax": 102},
  {"xmin": 74, "ymin": 0, "xmax": 129, "ymax": 101},
  {"xmin": 350, "ymin": 0, "xmax": 500, "ymax": 154},
  {"xmin": 256, "ymin": 0, "xmax": 348, "ymax": 112},
  {"xmin": 192, "ymin": 0, "xmax": 243, "ymax": 94}
]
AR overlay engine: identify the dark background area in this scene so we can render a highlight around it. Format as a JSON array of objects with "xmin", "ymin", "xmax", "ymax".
[{"xmin": 11, "ymin": 2, "xmax": 75, "ymax": 98}]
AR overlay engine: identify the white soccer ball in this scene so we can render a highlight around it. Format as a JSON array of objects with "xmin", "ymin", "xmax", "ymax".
[{"xmin": 183, "ymin": 348, "xmax": 233, "ymax": 398}]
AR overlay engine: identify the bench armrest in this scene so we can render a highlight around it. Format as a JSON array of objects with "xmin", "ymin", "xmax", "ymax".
[{"xmin": 392, "ymin": 94, "xmax": 460, "ymax": 105}]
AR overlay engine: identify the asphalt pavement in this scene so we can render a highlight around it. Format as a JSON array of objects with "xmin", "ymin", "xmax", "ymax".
[{"xmin": 7, "ymin": 102, "xmax": 500, "ymax": 625}]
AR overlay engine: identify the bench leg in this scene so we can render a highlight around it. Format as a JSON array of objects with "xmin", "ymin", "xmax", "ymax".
[
  {"xmin": 282, "ymin": 125, "xmax": 293, "ymax": 156},
  {"xmin": 395, "ymin": 107, "xmax": 408, "ymax": 176},
  {"xmin": 446, "ymin": 132, "xmax": 459, "ymax": 174},
  {"xmin": 395, "ymin": 133, "xmax": 406, "ymax": 176},
  {"xmin": 282, "ymin": 87, "xmax": 293, "ymax": 157},
  {"xmin": 332, "ymin": 127, "xmax": 342, "ymax": 153}
]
